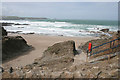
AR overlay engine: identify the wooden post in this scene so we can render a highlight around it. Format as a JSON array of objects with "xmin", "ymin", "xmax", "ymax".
[
  {"xmin": 117, "ymin": 31, "xmax": 120, "ymax": 51},
  {"xmin": 107, "ymin": 55, "xmax": 110, "ymax": 63},
  {"xmin": 86, "ymin": 51, "xmax": 88, "ymax": 62},
  {"xmin": 110, "ymin": 41, "xmax": 112, "ymax": 54},
  {"xmin": 112, "ymin": 41, "xmax": 115, "ymax": 53}
]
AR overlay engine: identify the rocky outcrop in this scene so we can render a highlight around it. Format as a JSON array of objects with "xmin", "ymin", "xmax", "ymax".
[
  {"xmin": 1, "ymin": 27, "xmax": 31, "ymax": 61},
  {"xmin": 2, "ymin": 27, "xmax": 7, "ymax": 36},
  {"xmin": 2, "ymin": 36, "xmax": 31, "ymax": 61},
  {"xmin": 100, "ymin": 28, "xmax": 109, "ymax": 32},
  {"xmin": 34, "ymin": 40, "xmax": 76, "ymax": 71},
  {"xmin": 1, "ymin": 29, "xmax": 119, "ymax": 78},
  {"xmin": 1, "ymin": 23, "xmax": 14, "ymax": 26},
  {"xmin": 2, "ymin": 53, "xmax": 119, "ymax": 78},
  {"xmin": 2, "ymin": 40, "xmax": 77, "ymax": 78},
  {"xmin": 80, "ymin": 38, "xmax": 109, "ymax": 53},
  {"xmin": 1, "ymin": 22, "xmax": 29, "ymax": 27},
  {"xmin": 80, "ymin": 32, "xmax": 120, "ymax": 58},
  {"xmin": 41, "ymin": 40, "xmax": 76, "ymax": 59},
  {"xmin": 2, "ymin": 40, "xmax": 119, "ymax": 78},
  {"xmin": 14, "ymin": 23, "xmax": 29, "ymax": 25}
]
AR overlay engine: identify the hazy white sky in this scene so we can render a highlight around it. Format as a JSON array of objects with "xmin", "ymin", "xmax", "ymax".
[
  {"xmin": 1, "ymin": 0, "xmax": 120, "ymax": 2},
  {"xmin": 2, "ymin": 2, "xmax": 118, "ymax": 20}
]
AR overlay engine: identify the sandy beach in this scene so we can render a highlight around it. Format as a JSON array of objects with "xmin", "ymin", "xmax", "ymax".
[{"xmin": 2, "ymin": 33, "xmax": 99, "ymax": 68}]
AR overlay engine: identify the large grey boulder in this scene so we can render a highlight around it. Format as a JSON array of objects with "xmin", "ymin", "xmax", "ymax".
[{"xmin": 34, "ymin": 40, "xmax": 77, "ymax": 71}]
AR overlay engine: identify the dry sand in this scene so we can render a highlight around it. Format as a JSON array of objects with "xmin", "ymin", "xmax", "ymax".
[{"xmin": 2, "ymin": 33, "xmax": 99, "ymax": 68}]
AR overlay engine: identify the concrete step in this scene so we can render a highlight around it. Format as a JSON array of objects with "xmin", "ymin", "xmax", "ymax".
[
  {"xmin": 73, "ymin": 50, "xmax": 87, "ymax": 65},
  {"xmin": 88, "ymin": 52, "xmax": 120, "ymax": 63}
]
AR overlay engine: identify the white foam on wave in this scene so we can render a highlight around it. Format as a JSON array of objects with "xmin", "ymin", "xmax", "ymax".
[{"xmin": 1, "ymin": 20, "xmax": 117, "ymax": 37}]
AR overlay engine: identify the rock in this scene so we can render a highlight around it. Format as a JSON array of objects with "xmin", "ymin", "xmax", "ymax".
[
  {"xmin": 28, "ymin": 32, "xmax": 35, "ymax": 34},
  {"xmin": 14, "ymin": 70, "xmax": 25, "ymax": 78},
  {"xmin": 108, "ymin": 31, "xmax": 117, "ymax": 36},
  {"xmin": 18, "ymin": 27, "xmax": 24, "ymax": 28},
  {"xmin": 59, "ymin": 35, "xmax": 63, "ymax": 36},
  {"xmin": 9, "ymin": 67, "xmax": 13, "ymax": 73},
  {"xmin": 25, "ymin": 70, "xmax": 33, "ymax": 78},
  {"xmin": 22, "ymin": 24, "xmax": 29, "ymax": 25},
  {"xmin": 108, "ymin": 69, "xmax": 118, "ymax": 78},
  {"xmin": 14, "ymin": 23, "xmax": 29, "ymax": 25},
  {"xmin": 96, "ymin": 71, "xmax": 102, "ymax": 78},
  {"xmin": 73, "ymin": 71, "xmax": 82, "ymax": 78},
  {"xmin": 2, "ymin": 46, "xmax": 119, "ymax": 78},
  {"xmin": 93, "ymin": 66, "xmax": 100, "ymax": 69},
  {"xmin": 5, "ymin": 41, "xmax": 77, "ymax": 78},
  {"xmin": 100, "ymin": 34, "xmax": 110, "ymax": 39},
  {"xmin": 0, "ymin": 67, "xmax": 4, "ymax": 73},
  {"xmin": 12, "ymin": 72, "xmax": 19, "ymax": 78},
  {"xmin": 100, "ymin": 28, "xmax": 109, "ymax": 32},
  {"xmin": 68, "ymin": 65, "xmax": 77, "ymax": 72},
  {"xmin": 2, "ymin": 71, "xmax": 12, "ymax": 78},
  {"xmin": 80, "ymin": 33, "xmax": 119, "ymax": 58},
  {"xmin": 2, "ymin": 36, "xmax": 30, "ymax": 61},
  {"xmin": 36, "ymin": 57, "xmax": 74, "ymax": 71},
  {"xmin": 34, "ymin": 40, "xmax": 76, "ymax": 71},
  {"xmin": 60, "ymin": 71, "xmax": 73, "ymax": 78},
  {"xmin": 43, "ymin": 40, "xmax": 77, "ymax": 58},
  {"xmin": 14, "ymin": 23, "xmax": 22, "ymax": 25},
  {"xmin": 33, "ymin": 62, "xmax": 38, "ymax": 65},
  {"xmin": 24, "ymin": 65, "xmax": 33, "ymax": 70},
  {"xmin": 2, "ymin": 27, "xmax": 7, "ymax": 36},
  {"xmin": 51, "ymin": 71, "xmax": 62, "ymax": 78},
  {"xmin": 1, "ymin": 23, "xmax": 14, "ymax": 26},
  {"xmin": 99, "ymin": 72, "xmax": 109, "ymax": 78},
  {"xmin": 82, "ymin": 68, "xmax": 85, "ymax": 71},
  {"xmin": 80, "ymin": 38, "xmax": 109, "ymax": 53}
]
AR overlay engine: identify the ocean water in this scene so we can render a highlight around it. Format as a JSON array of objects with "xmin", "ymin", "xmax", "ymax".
[{"xmin": 0, "ymin": 19, "xmax": 118, "ymax": 37}]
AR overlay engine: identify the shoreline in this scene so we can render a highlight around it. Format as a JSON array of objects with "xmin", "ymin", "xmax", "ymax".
[
  {"xmin": 7, "ymin": 31, "xmax": 102, "ymax": 38},
  {"xmin": 2, "ymin": 33, "xmax": 99, "ymax": 68}
]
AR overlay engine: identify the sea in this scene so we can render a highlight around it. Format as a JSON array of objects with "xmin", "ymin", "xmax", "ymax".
[{"xmin": 0, "ymin": 19, "xmax": 118, "ymax": 37}]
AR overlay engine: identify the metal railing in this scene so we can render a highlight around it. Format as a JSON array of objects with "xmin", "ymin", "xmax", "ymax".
[{"xmin": 87, "ymin": 37, "xmax": 120, "ymax": 57}]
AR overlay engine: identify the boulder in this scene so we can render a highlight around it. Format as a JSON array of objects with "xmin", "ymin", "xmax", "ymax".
[
  {"xmin": 100, "ymin": 29, "xmax": 109, "ymax": 32},
  {"xmin": 2, "ymin": 36, "xmax": 30, "ymax": 61},
  {"xmin": 34, "ymin": 40, "xmax": 77, "ymax": 71},
  {"xmin": 2, "ymin": 27, "xmax": 7, "ymax": 36},
  {"xmin": 43, "ymin": 40, "xmax": 76, "ymax": 59}
]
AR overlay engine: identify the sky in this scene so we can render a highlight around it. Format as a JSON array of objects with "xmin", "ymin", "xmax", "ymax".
[
  {"xmin": 1, "ymin": 0, "xmax": 120, "ymax": 2},
  {"xmin": 2, "ymin": 2, "xmax": 118, "ymax": 20}
]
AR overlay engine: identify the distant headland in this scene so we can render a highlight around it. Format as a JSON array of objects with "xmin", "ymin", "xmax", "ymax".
[{"xmin": 1, "ymin": 16, "xmax": 48, "ymax": 20}]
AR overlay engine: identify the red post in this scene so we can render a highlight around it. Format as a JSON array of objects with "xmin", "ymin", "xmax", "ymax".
[{"xmin": 88, "ymin": 43, "xmax": 92, "ymax": 55}]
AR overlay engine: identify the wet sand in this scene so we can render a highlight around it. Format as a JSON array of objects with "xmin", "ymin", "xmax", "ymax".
[{"xmin": 2, "ymin": 33, "xmax": 99, "ymax": 68}]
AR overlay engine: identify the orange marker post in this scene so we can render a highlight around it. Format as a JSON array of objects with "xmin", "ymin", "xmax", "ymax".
[{"xmin": 88, "ymin": 42, "xmax": 92, "ymax": 55}]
